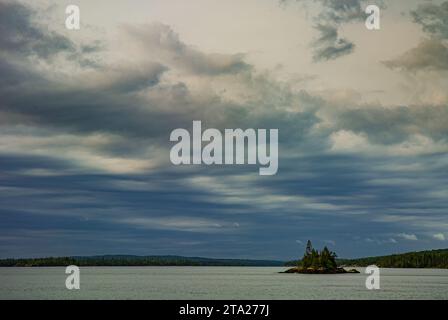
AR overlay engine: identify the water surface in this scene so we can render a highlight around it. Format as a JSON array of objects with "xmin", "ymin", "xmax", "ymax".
[{"xmin": 1, "ymin": 267, "xmax": 447, "ymax": 299}]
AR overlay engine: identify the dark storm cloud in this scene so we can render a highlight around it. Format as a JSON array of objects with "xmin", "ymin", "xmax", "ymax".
[
  {"xmin": 0, "ymin": 59, "xmax": 39, "ymax": 88},
  {"xmin": 0, "ymin": 1, "xmax": 75, "ymax": 58},
  {"xmin": 0, "ymin": 0, "xmax": 102, "ymax": 70},
  {"xmin": 0, "ymin": 17, "xmax": 255, "ymax": 146},
  {"xmin": 334, "ymin": 104, "xmax": 448, "ymax": 144},
  {"xmin": 0, "ymin": 73, "xmax": 171, "ymax": 140}
]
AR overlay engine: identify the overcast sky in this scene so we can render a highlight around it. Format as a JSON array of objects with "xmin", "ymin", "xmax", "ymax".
[{"xmin": 1, "ymin": 0, "xmax": 448, "ymax": 259}]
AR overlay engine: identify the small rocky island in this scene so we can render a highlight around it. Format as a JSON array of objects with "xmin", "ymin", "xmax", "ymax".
[{"xmin": 282, "ymin": 240, "xmax": 360, "ymax": 274}]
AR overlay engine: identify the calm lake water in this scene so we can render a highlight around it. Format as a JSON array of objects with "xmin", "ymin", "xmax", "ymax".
[{"xmin": 1, "ymin": 267, "xmax": 447, "ymax": 299}]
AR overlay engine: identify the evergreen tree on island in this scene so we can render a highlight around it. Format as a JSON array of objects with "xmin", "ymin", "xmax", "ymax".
[
  {"xmin": 283, "ymin": 240, "xmax": 359, "ymax": 274},
  {"xmin": 300, "ymin": 240, "xmax": 337, "ymax": 270}
]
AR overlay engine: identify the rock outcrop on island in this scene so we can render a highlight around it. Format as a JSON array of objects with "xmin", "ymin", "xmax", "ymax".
[
  {"xmin": 282, "ymin": 266, "xmax": 360, "ymax": 274},
  {"xmin": 281, "ymin": 240, "xmax": 360, "ymax": 274}
]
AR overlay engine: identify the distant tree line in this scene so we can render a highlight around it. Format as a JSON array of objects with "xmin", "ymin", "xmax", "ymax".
[
  {"xmin": 338, "ymin": 248, "xmax": 448, "ymax": 268},
  {"xmin": 0, "ymin": 256, "xmax": 284, "ymax": 267},
  {"xmin": 285, "ymin": 248, "xmax": 448, "ymax": 268},
  {"xmin": 3, "ymin": 248, "xmax": 448, "ymax": 268},
  {"xmin": 0, "ymin": 257, "xmax": 78, "ymax": 267}
]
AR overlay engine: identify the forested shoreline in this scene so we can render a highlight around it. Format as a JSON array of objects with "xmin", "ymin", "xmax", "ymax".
[
  {"xmin": 2, "ymin": 248, "xmax": 448, "ymax": 268},
  {"xmin": 285, "ymin": 248, "xmax": 448, "ymax": 268},
  {"xmin": 0, "ymin": 255, "xmax": 284, "ymax": 267},
  {"xmin": 338, "ymin": 248, "xmax": 448, "ymax": 268}
]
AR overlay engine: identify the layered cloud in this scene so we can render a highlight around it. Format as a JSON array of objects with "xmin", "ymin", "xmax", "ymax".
[
  {"xmin": 397, "ymin": 233, "xmax": 418, "ymax": 241},
  {"xmin": 433, "ymin": 233, "xmax": 446, "ymax": 241},
  {"xmin": 0, "ymin": 1, "xmax": 447, "ymax": 259},
  {"xmin": 384, "ymin": 39, "xmax": 448, "ymax": 71},
  {"xmin": 385, "ymin": 1, "xmax": 448, "ymax": 71}
]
